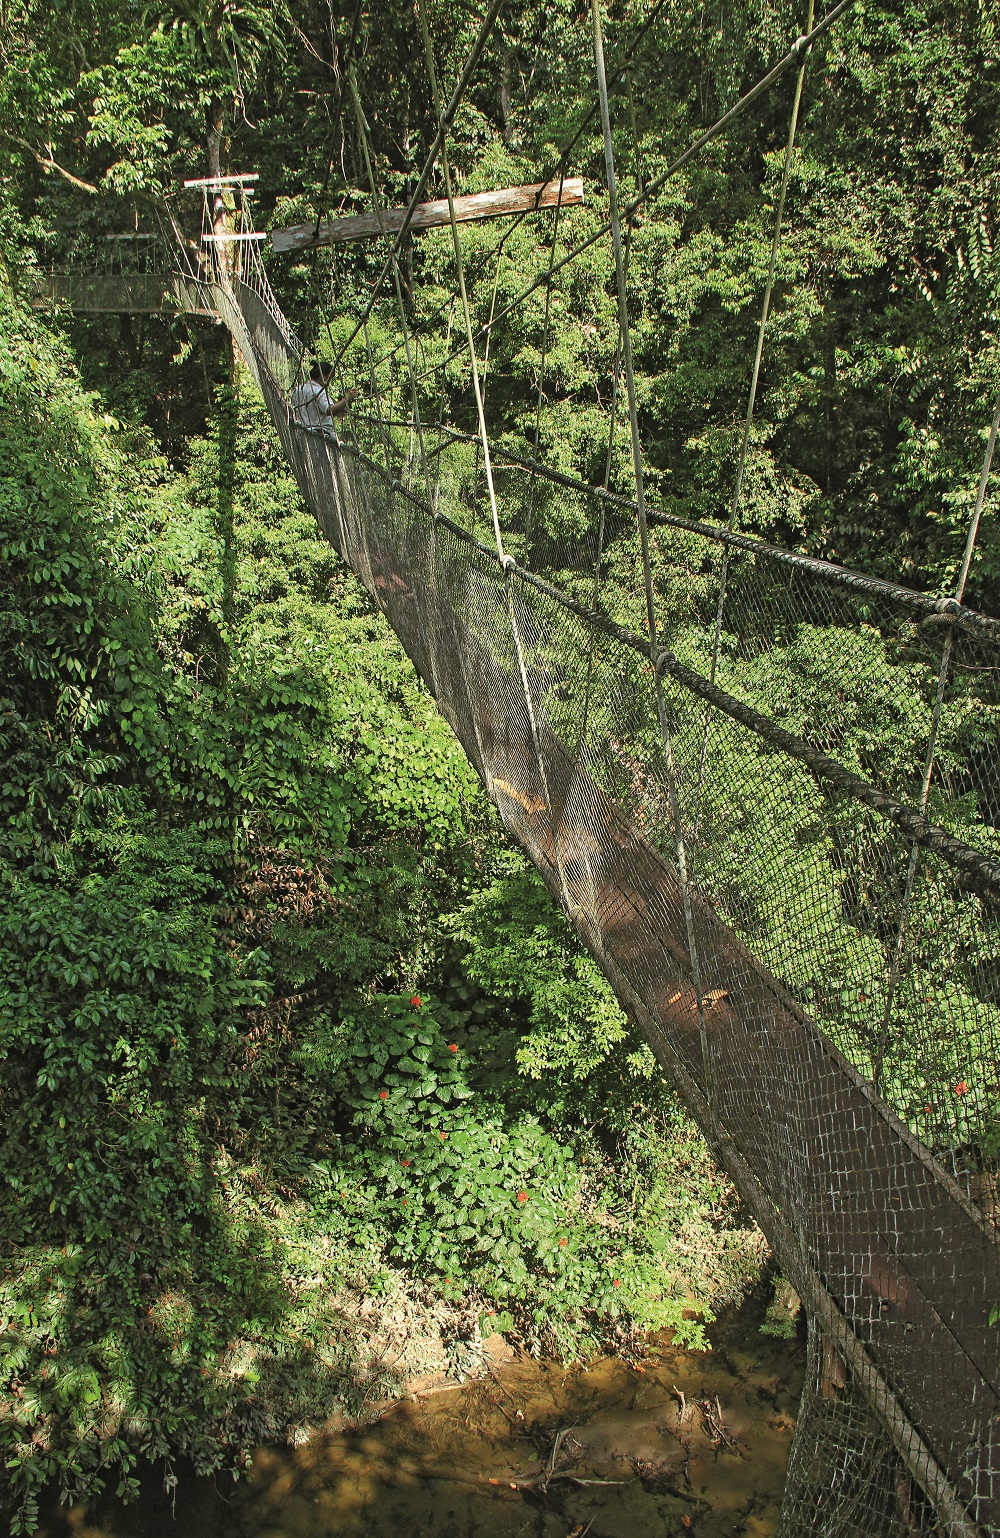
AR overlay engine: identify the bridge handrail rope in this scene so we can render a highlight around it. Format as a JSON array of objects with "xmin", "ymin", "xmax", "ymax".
[
  {"xmin": 189, "ymin": 255, "xmax": 1000, "ymax": 906},
  {"xmin": 348, "ymin": 415, "xmax": 1000, "ymax": 640},
  {"xmin": 331, "ymin": 430, "xmax": 1000, "ymax": 900}
]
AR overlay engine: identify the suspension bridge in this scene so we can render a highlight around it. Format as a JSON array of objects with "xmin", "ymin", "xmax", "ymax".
[{"xmin": 44, "ymin": 0, "xmax": 1000, "ymax": 1529}]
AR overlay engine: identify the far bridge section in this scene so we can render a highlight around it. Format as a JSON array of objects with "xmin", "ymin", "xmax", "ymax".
[{"xmin": 30, "ymin": 271, "xmax": 217, "ymax": 316}]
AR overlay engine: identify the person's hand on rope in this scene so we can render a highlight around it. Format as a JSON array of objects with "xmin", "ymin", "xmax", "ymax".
[{"xmin": 331, "ymin": 386, "xmax": 360, "ymax": 417}]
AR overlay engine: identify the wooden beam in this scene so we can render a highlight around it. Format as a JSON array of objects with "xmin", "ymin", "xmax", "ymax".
[
  {"xmin": 271, "ymin": 177, "xmax": 585, "ymax": 254},
  {"xmin": 183, "ymin": 172, "xmax": 259, "ymax": 189},
  {"xmin": 201, "ymin": 232, "xmax": 268, "ymax": 243}
]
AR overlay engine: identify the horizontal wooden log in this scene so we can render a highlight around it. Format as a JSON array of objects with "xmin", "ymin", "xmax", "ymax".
[
  {"xmin": 183, "ymin": 172, "xmax": 259, "ymax": 189},
  {"xmin": 271, "ymin": 177, "xmax": 585, "ymax": 254}
]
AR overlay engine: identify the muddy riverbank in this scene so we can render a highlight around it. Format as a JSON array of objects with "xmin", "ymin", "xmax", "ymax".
[{"xmin": 41, "ymin": 1298, "xmax": 804, "ymax": 1538}]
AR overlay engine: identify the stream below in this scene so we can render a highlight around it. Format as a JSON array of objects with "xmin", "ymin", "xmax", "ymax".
[{"xmin": 41, "ymin": 1298, "xmax": 804, "ymax": 1538}]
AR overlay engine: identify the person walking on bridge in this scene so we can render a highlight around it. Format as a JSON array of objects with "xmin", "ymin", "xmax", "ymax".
[{"xmin": 290, "ymin": 362, "xmax": 358, "ymax": 442}]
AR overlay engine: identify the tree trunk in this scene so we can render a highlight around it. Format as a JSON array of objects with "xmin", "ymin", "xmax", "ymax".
[
  {"xmin": 206, "ymin": 99, "xmax": 227, "ymax": 237},
  {"xmin": 500, "ymin": 42, "xmax": 514, "ymax": 147}
]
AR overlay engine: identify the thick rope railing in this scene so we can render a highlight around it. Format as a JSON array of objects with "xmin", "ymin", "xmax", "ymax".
[
  {"xmin": 354, "ymin": 416, "xmax": 1000, "ymax": 642},
  {"xmin": 331, "ymin": 430, "xmax": 1000, "ymax": 900}
]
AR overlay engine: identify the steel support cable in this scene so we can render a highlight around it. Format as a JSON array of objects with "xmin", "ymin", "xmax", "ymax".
[
  {"xmin": 692, "ymin": 0, "xmax": 814, "ymax": 867},
  {"xmin": 413, "ymin": 0, "xmax": 855, "ymax": 387},
  {"xmin": 348, "ymin": 64, "xmax": 455, "ymax": 707},
  {"xmin": 293, "ymin": 0, "xmax": 365, "ymax": 387},
  {"xmin": 415, "ymin": 0, "xmax": 577, "ymax": 912},
  {"xmin": 872, "ymin": 389, "xmax": 1000, "ymax": 1094},
  {"xmin": 591, "ymin": 0, "xmax": 713, "ymax": 1108},
  {"xmin": 339, "ymin": 433, "xmax": 1000, "ymax": 899},
  {"xmin": 327, "ymin": 0, "xmax": 505, "ymax": 379},
  {"xmin": 364, "ymin": 0, "xmax": 671, "ymax": 385}
]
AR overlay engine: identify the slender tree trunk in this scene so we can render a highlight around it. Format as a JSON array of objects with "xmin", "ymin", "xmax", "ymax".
[
  {"xmin": 500, "ymin": 42, "xmax": 513, "ymax": 146},
  {"xmin": 206, "ymin": 99, "xmax": 227, "ymax": 237}
]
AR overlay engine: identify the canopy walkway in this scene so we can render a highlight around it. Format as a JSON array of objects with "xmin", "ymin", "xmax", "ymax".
[
  {"xmin": 197, "ymin": 248, "xmax": 1000, "ymax": 1537},
  {"xmin": 105, "ymin": 3, "xmax": 1000, "ymax": 1530}
]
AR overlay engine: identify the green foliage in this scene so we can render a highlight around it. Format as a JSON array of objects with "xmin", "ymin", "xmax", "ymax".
[
  {"xmin": 447, "ymin": 851, "xmax": 628, "ymax": 1081},
  {"xmin": 0, "ymin": 286, "xmax": 762, "ymax": 1528}
]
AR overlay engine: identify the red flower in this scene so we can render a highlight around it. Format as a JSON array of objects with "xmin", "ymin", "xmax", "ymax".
[
  {"xmin": 924, "ymin": 1104, "xmax": 933, "ymax": 1113},
  {"xmin": 401, "ymin": 1159, "xmax": 411, "ymax": 1167},
  {"xmin": 516, "ymin": 1191, "xmax": 528, "ymax": 1203},
  {"xmin": 612, "ymin": 1278, "xmax": 622, "ymax": 1288},
  {"xmin": 410, "ymin": 995, "xmax": 422, "ymax": 1008},
  {"xmin": 955, "ymin": 1081, "xmax": 969, "ymax": 1097},
  {"xmin": 440, "ymin": 1132, "xmax": 448, "ymax": 1140},
  {"xmin": 558, "ymin": 1238, "xmax": 568, "ymax": 1248},
  {"xmin": 448, "ymin": 1043, "xmax": 458, "ymax": 1053},
  {"xmin": 379, "ymin": 1090, "xmax": 389, "ymax": 1099}
]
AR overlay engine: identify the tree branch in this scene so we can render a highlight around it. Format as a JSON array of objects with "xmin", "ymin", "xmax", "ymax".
[{"xmin": 1, "ymin": 130, "xmax": 99, "ymax": 194}]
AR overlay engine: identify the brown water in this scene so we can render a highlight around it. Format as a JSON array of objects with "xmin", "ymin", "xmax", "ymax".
[{"xmin": 42, "ymin": 1306, "xmax": 803, "ymax": 1538}]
